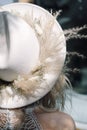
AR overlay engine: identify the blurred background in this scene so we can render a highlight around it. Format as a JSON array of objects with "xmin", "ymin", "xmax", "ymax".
[{"xmin": 0, "ymin": 0, "xmax": 87, "ymax": 129}]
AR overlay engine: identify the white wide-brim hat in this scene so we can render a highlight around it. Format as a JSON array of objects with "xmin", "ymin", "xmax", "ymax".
[{"xmin": 0, "ymin": 3, "xmax": 66, "ymax": 108}]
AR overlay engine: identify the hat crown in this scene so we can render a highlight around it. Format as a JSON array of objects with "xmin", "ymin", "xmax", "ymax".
[{"xmin": 0, "ymin": 11, "xmax": 39, "ymax": 81}]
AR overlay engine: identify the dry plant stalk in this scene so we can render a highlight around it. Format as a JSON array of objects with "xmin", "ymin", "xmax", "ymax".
[{"xmin": 64, "ymin": 25, "xmax": 87, "ymax": 40}]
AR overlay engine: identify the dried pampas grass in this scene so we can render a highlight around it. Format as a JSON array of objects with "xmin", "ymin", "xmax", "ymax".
[{"xmin": 64, "ymin": 25, "xmax": 87, "ymax": 40}]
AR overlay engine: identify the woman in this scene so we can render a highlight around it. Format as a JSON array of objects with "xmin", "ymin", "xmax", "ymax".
[{"xmin": 0, "ymin": 3, "xmax": 75, "ymax": 130}]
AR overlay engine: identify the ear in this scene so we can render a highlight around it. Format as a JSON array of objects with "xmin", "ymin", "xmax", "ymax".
[{"xmin": 0, "ymin": 11, "xmax": 9, "ymax": 69}]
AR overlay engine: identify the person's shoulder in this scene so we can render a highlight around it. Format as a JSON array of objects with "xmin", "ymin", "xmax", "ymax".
[
  {"xmin": 53, "ymin": 111, "xmax": 76, "ymax": 130},
  {"xmin": 36, "ymin": 109, "xmax": 76, "ymax": 130}
]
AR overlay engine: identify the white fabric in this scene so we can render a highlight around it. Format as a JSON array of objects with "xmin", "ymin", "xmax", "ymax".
[{"xmin": 0, "ymin": 11, "xmax": 39, "ymax": 81}]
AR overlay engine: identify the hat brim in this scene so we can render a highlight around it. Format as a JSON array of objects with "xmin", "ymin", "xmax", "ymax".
[{"xmin": 0, "ymin": 3, "xmax": 66, "ymax": 108}]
